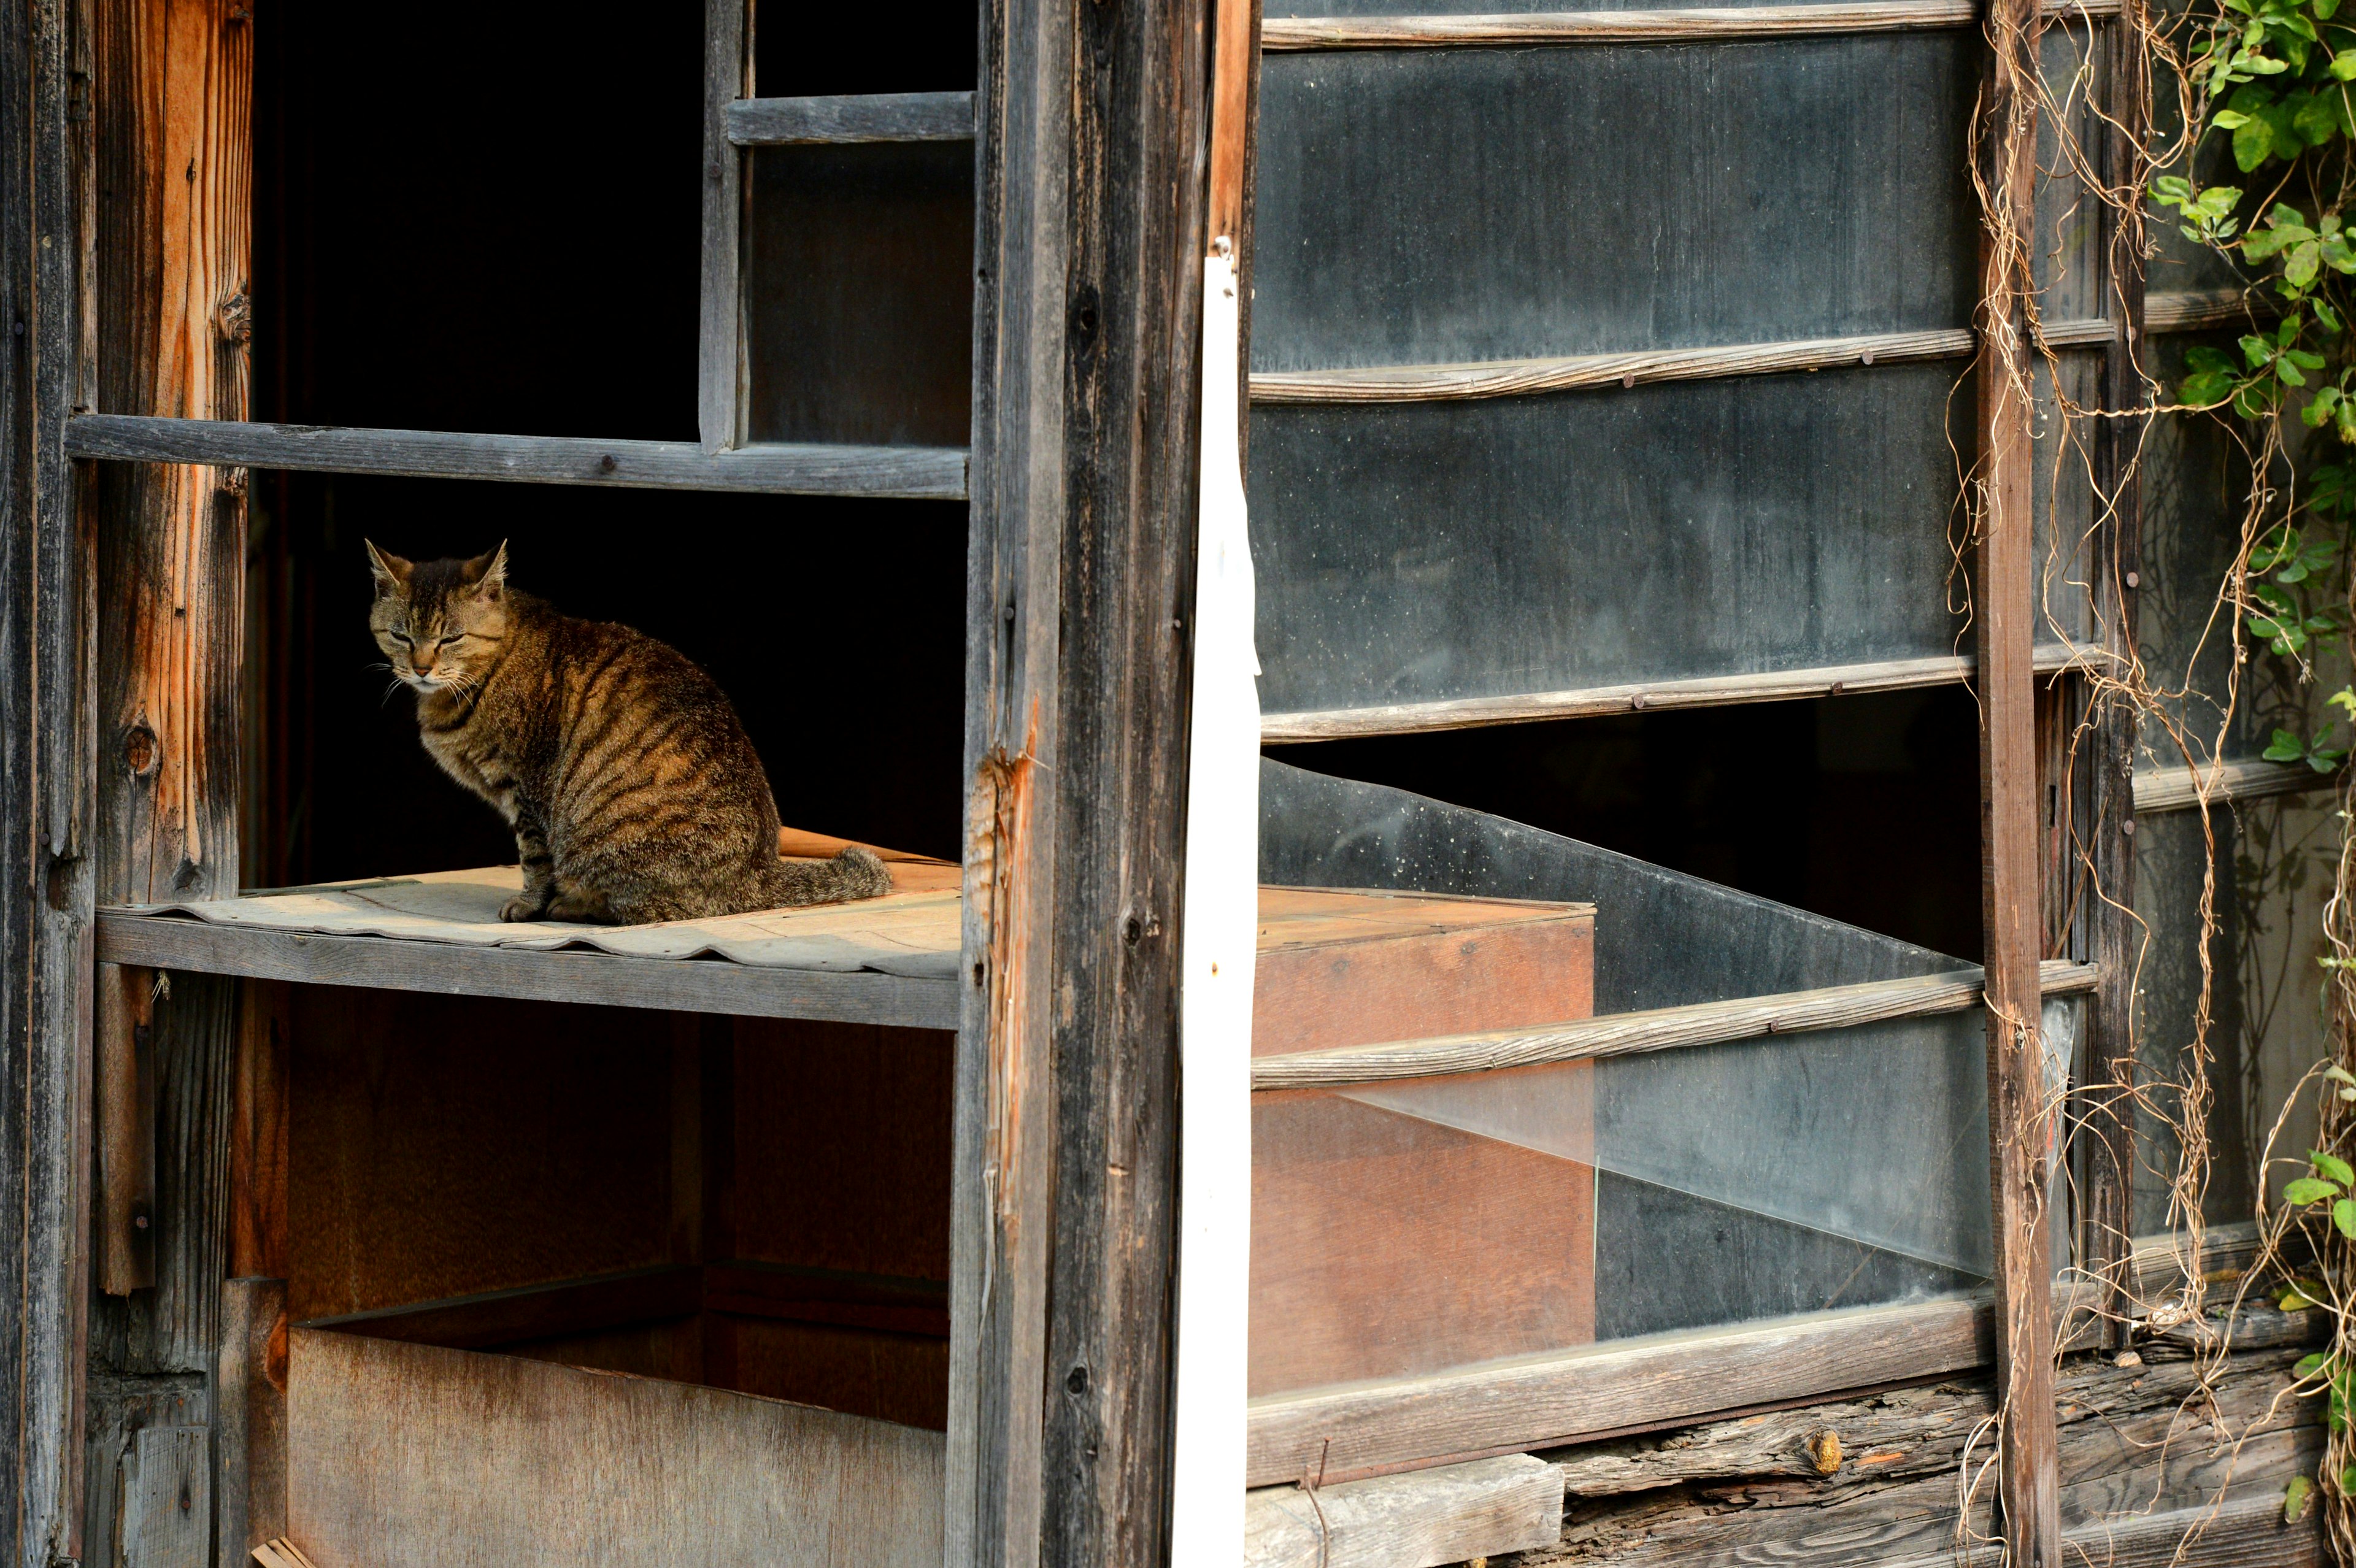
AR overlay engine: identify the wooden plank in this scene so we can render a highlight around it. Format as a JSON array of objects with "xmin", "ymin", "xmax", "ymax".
[
  {"xmin": 698, "ymin": 0, "xmax": 749, "ymax": 452},
  {"xmin": 232, "ymin": 977, "xmax": 291, "ymax": 1279},
  {"xmin": 67, "ymin": 415, "xmax": 972, "ymax": 498},
  {"xmin": 218, "ymin": 1278, "xmax": 289, "ymax": 1562},
  {"xmin": 93, "ymin": 913, "xmax": 964, "ymax": 1028},
  {"xmin": 296, "ymin": 1267, "xmax": 704, "ymax": 1351},
  {"xmin": 2144, "ymin": 286, "xmax": 2272, "ymax": 334},
  {"xmin": 2077, "ymin": 0, "xmax": 2150, "ymax": 1356},
  {"xmin": 1251, "ymin": 959, "xmax": 2100, "ymax": 1090},
  {"xmin": 726, "ymin": 91, "xmax": 976, "ymax": 145},
  {"xmin": 1244, "ymin": 1454, "xmax": 1562, "ymax": 1568},
  {"xmin": 286, "ymin": 1329, "xmax": 944, "ymax": 1566},
  {"xmin": 1263, "ymin": 643, "xmax": 2093, "ymax": 742},
  {"xmin": 950, "ymin": 0, "xmax": 1072, "ymax": 1549},
  {"xmin": 2133, "ymin": 756, "xmax": 2336, "ymax": 813},
  {"xmin": 1260, "ymin": 0, "xmax": 2115, "ymax": 50},
  {"xmin": 2, "ymin": 0, "xmax": 97, "ymax": 1554},
  {"xmin": 119, "ymin": 1424, "xmax": 210, "ymax": 1568},
  {"xmin": 79, "ymin": 1374, "xmax": 206, "ymax": 1568},
  {"xmin": 1974, "ymin": 0, "xmax": 2062, "ymax": 1548},
  {"xmin": 1244, "ymin": 1294, "xmax": 1993, "ymax": 1487},
  {"xmin": 96, "ymin": 961, "xmax": 157, "ymax": 1292}
]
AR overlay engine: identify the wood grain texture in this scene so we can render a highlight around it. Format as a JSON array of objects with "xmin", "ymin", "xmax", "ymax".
[
  {"xmin": 231, "ymin": 977, "xmax": 290, "ymax": 1279},
  {"xmin": 286, "ymin": 1329, "xmax": 945, "ymax": 1567},
  {"xmin": 1, "ymin": 0, "xmax": 94, "ymax": 1554},
  {"xmin": 94, "ymin": 913, "xmax": 963, "ymax": 1028},
  {"xmin": 79, "ymin": 1374, "xmax": 204, "ymax": 1568},
  {"xmin": 2144, "ymin": 286, "xmax": 2273, "ymax": 334},
  {"xmin": 68, "ymin": 415, "xmax": 972, "ymax": 498},
  {"xmin": 218, "ymin": 1277, "xmax": 289, "ymax": 1561},
  {"xmin": 1974, "ymin": 0, "xmax": 2063, "ymax": 1548},
  {"xmin": 1244, "ymin": 1294, "xmax": 1993, "ymax": 1487},
  {"xmin": 1262, "ymin": 642, "xmax": 2090, "ymax": 742},
  {"xmin": 119, "ymin": 1423, "xmax": 209, "ymax": 1567},
  {"xmin": 1259, "ymin": 0, "xmax": 2115, "ymax": 50},
  {"xmin": 2133, "ymin": 755, "xmax": 2335, "ymax": 813},
  {"xmin": 1251, "ymin": 959, "xmax": 2100, "ymax": 1090},
  {"xmin": 96, "ymin": 961, "xmax": 158, "ymax": 1292},
  {"xmin": 698, "ymin": 0, "xmax": 749, "ymax": 452},
  {"xmin": 727, "ymin": 91, "xmax": 977, "ymax": 145},
  {"xmin": 1244, "ymin": 1454, "xmax": 1563, "ymax": 1568}
]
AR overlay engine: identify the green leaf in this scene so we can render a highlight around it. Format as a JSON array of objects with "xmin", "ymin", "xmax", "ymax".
[
  {"xmin": 2335, "ymin": 45, "xmax": 2356, "ymax": 74},
  {"xmin": 2217, "ymin": 108, "xmax": 2257, "ymax": 128},
  {"xmin": 2324, "ymin": 1062, "xmax": 2356, "ymax": 1083},
  {"xmin": 2316, "ymin": 299, "xmax": 2343, "ymax": 331},
  {"xmin": 2268, "ymin": 729, "xmax": 2312, "ymax": 763},
  {"xmin": 2284, "ymin": 1175, "xmax": 2343, "ymax": 1203},
  {"xmin": 2331, "ymin": 1196, "xmax": 2354, "ymax": 1236},
  {"xmin": 2299, "ymin": 1350, "xmax": 2332, "ymax": 1378},
  {"xmin": 2239, "ymin": 113, "xmax": 2282, "ymax": 167},
  {"xmin": 2289, "ymin": 1475, "xmax": 2314, "ymax": 1523},
  {"xmin": 2313, "ymin": 1149, "xmax": 2354, "ymax": 1185},
  {"xmin": 2285, "ymin": 1282, "xmax": 2327, "ymax": 1309}
]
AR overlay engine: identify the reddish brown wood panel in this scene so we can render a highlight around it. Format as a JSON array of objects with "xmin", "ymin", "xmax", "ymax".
[
  {"xmin": 233, "ymin": 977, "xmax": 291, "ymax": 1280},
  {"xmin": 715, "ymin": 1315, "xmax": 952, "ymax": 1431},
  {"xmin": 287, "ymin": 988, "xmax": 676, "ymax": 1320},
  {"xmin": 1252, "ymin": 891, "xmax": 1595, "ymax": 1057},
  {"xmin": 1250, "ymin": 1077, "xmax": 1596, "ymax": 1397}
]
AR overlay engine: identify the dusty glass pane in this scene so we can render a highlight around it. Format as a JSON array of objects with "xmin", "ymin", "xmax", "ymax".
[
  {"xmin": 1250, "ymin": 39, "xmax": 1976, "ymax": 372},
  {"xmin": 1250, "ymin": 365, "xmax": 1970, "ymax": 716},
  {"xmin": 744, "ymin": 142, "xmax": 974, "ymax": 447},
  {"xmin": 1252, "ymin": 762, "xmax": 1999, "ymax": 1392}
]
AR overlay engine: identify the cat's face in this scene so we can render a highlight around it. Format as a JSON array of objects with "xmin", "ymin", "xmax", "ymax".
[{"xmin": 366, "ymin": 540, "xmax": 513, "ymax": 694}]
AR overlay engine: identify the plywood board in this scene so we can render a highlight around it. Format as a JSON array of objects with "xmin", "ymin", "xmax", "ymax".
[{"xmin": 287, "ymin": 1329, "xmax": 943, "ymax": 1567}]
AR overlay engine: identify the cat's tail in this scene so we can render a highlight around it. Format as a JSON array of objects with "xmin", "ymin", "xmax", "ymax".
[{"xmin": 764, "ymin": 844, "xmax": 894, "ymax": 908}]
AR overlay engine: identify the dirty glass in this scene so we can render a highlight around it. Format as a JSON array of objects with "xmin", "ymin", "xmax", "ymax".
[
  {"xmin": 1251, "ymin": 761, "xmax": 2011, "ymax": 1395},
  {"xmin": 743, "ymin": 142, "xmax": 974, "ymax": 447}
]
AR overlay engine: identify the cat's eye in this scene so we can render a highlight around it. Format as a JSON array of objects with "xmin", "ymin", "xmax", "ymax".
[
  {"xmin": 388, "ymin": 631, "xmax": 412, "ymax": 645},
  {"xmin": 439, "ymin": 634, "xmax": 463, "ymax": 648}
]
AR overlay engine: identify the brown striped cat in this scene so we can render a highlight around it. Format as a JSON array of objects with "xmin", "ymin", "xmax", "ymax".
[{"xmin": 366, "ymin": 540, "xmax": 890, "ymax": 924}]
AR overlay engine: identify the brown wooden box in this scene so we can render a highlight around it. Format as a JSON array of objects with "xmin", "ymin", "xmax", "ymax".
[{"xmin": 1250, "ymin": 889, "xmax": 1599, "ymax": 1398}]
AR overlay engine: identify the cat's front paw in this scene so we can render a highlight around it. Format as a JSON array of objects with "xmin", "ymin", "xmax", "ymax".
[{"xmin": 499, "ymin": 894, "xmax": 550, "ymax": 923}]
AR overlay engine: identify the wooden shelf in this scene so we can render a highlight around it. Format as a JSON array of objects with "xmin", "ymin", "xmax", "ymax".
[{"xmin": 95, "ymin": 912, "xmax": 963, "ymax": 1028}]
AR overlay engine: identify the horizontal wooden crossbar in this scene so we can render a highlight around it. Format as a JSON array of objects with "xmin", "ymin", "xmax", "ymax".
[
  {"xmin": 1252, "ymin": 317, "xmax": 2117, "ymax": 404},
  {"xmin": 725, "ymin": 91, "xmax": 977, "ymax": 146},
  {"xmin": 1262, "ymin": 642, "xmax": 2094, "ymax": 742},
  {"xmin": 2133, "ymin": 755, "xmax": 2340, "ymax": 814},
  {"xmin": 94, "ymin": 913, "xmax": 963, "ymax": 1029},
  {"xmin": 1249, "ymin": 958, "xmax": 2098, "ymax": 1090},
  {"xmin": 1261, "ymin": 0, "xmax": 2118, "ymax": 50},
  {"xmin": 64, "ymin": 415, "xmax": 969, "ymax": 500}
]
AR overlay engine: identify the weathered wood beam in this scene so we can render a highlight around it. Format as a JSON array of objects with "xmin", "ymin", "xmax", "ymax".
[
  {"xmin": 1245, "ymin": 1454, "xmax": 1563, "ymax": 1568},
  {"xmin": 1261, "ymin": 0, "xmax": 2117, "ymax": 50},
  {"xmin": 1976, "ymin": 0, "xmax": 2063, "ymax": 1547},
  {"xmin": 1263, "ymin": 643, "xmax": 2095, "ymax": 743},
  {"xmin": 2133, "ymin": 756, "xmax": 2335, "ymax": 814},
  {"xmin": 1250, "ymin": 959, "xmax": 2099, "ymax": 1090},
  {"xmin": 93, "ymin": 912, "xmax": 963, "ymax": 1028},
  {"xmin": 697, "ymin": 0, "xmax": 749, "ymax": 453},
  {"xmin": 726, "ymin": 91, "xmax": 976, "ymax": 146},
  {"xmin": 67, "ymin": 415, "xmax": 971, "ymax": 498},
  {"xmin": 1, "ymin": 0, "xmax": 96, "ymax": 1556}
]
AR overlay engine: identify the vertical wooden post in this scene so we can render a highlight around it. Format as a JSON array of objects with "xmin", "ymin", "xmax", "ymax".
[
  {"xmin": 3, "ymin": 0, "xmax": 100, "ymax": 1558},
  {"xmin": 697, "ymin": 0, "xmax": 750, "ymax": 454},
  {"xmin": 96, "ymin": 961, "xmax": 158, "ymax": 1293},
  {"xmin": 952, "ymin": 0, "xmax": 1214, "ymax": 1556},
  {"xmin": 2081, "ymin": 0, "xmax": 2150, "ymax": 1351},
  {"xmin": 1978, "ymin": 0, "xmax": 2063, "ymax": 1556}
]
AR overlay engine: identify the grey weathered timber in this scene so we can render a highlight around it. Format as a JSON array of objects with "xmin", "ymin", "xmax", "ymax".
[
  {"xmin": 2144, "ymin": 286, "xmax": 2274, "ymax": 334},
  {"xmin": 94, "ymin": 913, "xmax": 963, "ymax": 1029},
  {"xmin": 1260, "ymin": 0, "xmax": 2114, "ymax": 50},
  {"xmin": 950, "ymin": 0, "xmax": 1210, "ymax": 1558},
  {"xmin": 1244, "ymin": 1294, "xmax": 1994, "ymax": 1488},
  {"xmin": 118, "ymin": 1424, "xmax": 209, "ymax": 1568},
  {"xmin": 948, "ymin": 0, "xmax": 1069, "ymax": 1558},
  {"xmin": 728, "ymin": 91, "xmax": 977, "ymax": 146},
  {"xmin": 1244, "ymin": 1455, "xmax": 1563, "ymax": 1568},
  {"xmin": 67, "ymin": 415, "xmax": 972, "ymax": 499},
  {"xmin": 698, "ymin": 0, "xmax": 750, "ymax": 452},
  {"xmin": 2079, "ymin": 14, "xmax": 2150, "ymax": 1356},
  {"xmin": 287, "ymin": 1330, "xmax": 944, "ymax": 1566},
  {"xmin": 79, "ymin": 1375, "xmax": 203, "ymax": 1568},
  {"xmin": 1250, "ymin": 958, "xmax": 2099, "ymax": 1090},
  {"xmin": 1, "ymin": 0, "xmax": 93, "ymax": 1556},
  {"xmin": 217, "ymin": 1278, "xmax": 288, "ymax": 1564},
  {"xmin": 1250, "ymin": 321, "xmax": 2110, "ymax": 405},
  {"xmin": 1975, "ymin": 0, "xmax": 2062, "ymax": 1549},
  {"xmin": 2133, "ymin": 756, "xmax": 2333, "ymax": 813},
  {"xmin": 1261, "ymin": 644, "xmax": 2095, "ymax": 743}
]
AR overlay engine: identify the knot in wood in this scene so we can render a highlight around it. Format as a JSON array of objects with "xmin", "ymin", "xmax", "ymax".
[
  {"xmin": 123, "ymin": 721, "xmax": 158, "ymax": 777},
  {"xmin": 1806, "ymin": 1428, "xmax": 1842, "ymax": 1476},
  {"xmin": 215, "ymin": 288, "xmax": 251, "ymax": 344}
]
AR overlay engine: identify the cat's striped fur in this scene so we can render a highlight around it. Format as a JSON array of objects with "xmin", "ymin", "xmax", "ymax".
[{"xmin": 366, "ymin": 540, "xmax": 889, "ymax": 924}]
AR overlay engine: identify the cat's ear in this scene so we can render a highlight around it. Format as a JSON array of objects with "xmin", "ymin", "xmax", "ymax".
[
  {"xmin": 364, "ymin": 540, "xmax": 413, "ymax": 596},
  {"xmin": 462, "ymin": 539, "xmax": 509, "ymax": 601}
]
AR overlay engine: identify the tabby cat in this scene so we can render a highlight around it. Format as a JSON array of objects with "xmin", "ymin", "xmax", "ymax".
[{"xmin": 366, "ymin": 540, "xmax": 890, "ymax": 924}]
